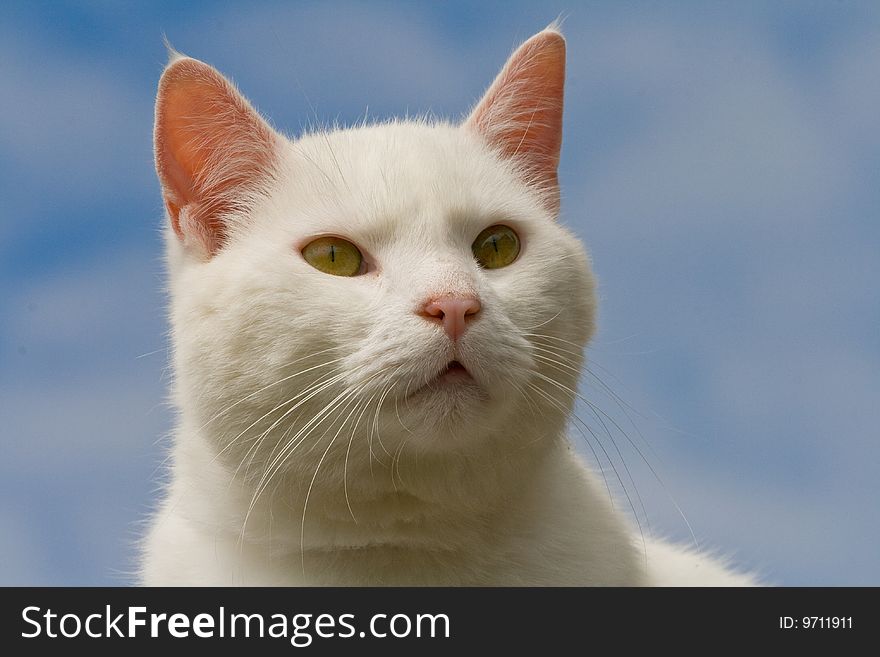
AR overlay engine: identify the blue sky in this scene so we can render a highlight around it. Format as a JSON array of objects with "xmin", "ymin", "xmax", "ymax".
[{"xmin": 1, "ymin": 1, "xmax": 878, "ymax": 585}]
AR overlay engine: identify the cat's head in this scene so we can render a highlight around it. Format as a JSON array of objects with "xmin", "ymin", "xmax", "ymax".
[{"xmin": 155, "ymin": 28, "xmax": 596, "ymax": 491}]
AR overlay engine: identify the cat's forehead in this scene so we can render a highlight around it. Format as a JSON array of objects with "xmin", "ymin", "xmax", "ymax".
[{"xmin": 275, "ymin": 121, "xmax": 540, "ymax": 239}]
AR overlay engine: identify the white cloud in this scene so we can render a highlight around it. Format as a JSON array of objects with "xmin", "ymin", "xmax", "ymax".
[
  {"xmin": 826, "ymin": 30, "xmax": 880, "ymax": 154},
  {"xmin": 567, "ymin": 20, "xmax": 850, "ymax": 240},
  {"xmin": 4, "ymin": 247, "xmax": 165, "ymax": 356},
  {"xmin": 1, "ymin": 247, "xmax": 171, "ymax": 469},
  {"xmin": 166, "ymin": 2, "xmax": 508, "ymax": 131},
  {"xmin": 0, "ymin": 249, "xmax": 170, "ymax": 584},
  {"xmin": 0, "ymin": 502, "xmax": 52, "ymax": 585},
  {"xmin": 0, "ymin": 26, "xmax": 156, "ymax": 243},
  {"xmin": 1, "ymin": 373, "xmax": 170, "ymax": 473},
  {"xmin": 646, "ymin": 461, "xmax": 879, "ymax": 585}
]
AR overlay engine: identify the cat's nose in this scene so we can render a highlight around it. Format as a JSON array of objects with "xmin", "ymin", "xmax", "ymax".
[{"xmin": 420, "ymin": 295, "xmax": 482, "ymax": 341}]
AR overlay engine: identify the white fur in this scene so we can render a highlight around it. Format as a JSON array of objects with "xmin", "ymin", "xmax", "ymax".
[{"xmin": 142, "ymin": 43, "xmax": 757, "ymax": 587}]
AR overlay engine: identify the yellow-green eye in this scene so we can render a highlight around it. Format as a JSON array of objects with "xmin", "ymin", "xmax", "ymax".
[
  {"xmin": 472, "ymin": 225, "xmax": 520, "ymax": 269},
  {"xmin": 302, "ymin": 236, "xmax": 363, "ymax": 277}
]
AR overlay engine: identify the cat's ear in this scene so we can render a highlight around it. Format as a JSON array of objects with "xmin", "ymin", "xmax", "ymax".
[
  {"xmin": 465, "ymin": 27, "xmax": 565, "ymax": 213},
  {"xmin": 154, "ymin": 54, "xmax": 283, "ymax": 258}
]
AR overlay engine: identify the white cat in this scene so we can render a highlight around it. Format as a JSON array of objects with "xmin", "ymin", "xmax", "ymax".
[{"xmin": 141, "ymin": 26, "xmax": 756, "ymax": 586}]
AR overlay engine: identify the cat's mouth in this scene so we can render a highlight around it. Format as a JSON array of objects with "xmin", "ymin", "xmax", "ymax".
[
  {"xmin": 425, "ymin": 360, "xmax": 474, "ymax": 388},
  {"xmin": 406, "ymin": 359, "xmax": 477, "ymax": 400},
  {"xmin": 435, "ymin": 360, "xmax": 474, "ymax": 384}
]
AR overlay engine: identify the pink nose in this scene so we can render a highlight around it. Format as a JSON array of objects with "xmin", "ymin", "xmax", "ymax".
[{"xmin": 420, "ymin": 295, "xmax": 482, "ymax": 341}]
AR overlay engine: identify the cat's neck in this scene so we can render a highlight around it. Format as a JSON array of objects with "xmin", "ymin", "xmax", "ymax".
[{"xmin": 167, "ymin": 415, "xmax": 565, "ymax": 553}]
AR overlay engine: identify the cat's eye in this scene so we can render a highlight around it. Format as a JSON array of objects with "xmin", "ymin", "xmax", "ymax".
[
  {"xmin": 472, "ymin": 225, "xmax": 520, "ymax": 269},
  {"xmin": 302, "ymin": 236, "xmax": 364, "ymax": 277}
]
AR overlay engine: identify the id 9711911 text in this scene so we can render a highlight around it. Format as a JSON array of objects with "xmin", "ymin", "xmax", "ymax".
[{"xmin": 779, "ymin": 616, "xmax": 853, "ymax": 629}]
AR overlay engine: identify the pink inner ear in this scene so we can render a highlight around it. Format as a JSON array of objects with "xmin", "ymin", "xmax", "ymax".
[
  {"xmin": 466, "ymin": 30, "xmax": 565, "ymax": 210},
  {"xmin": 154, "ymin": 58, "xmax": 279, "ymax": 256}
]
